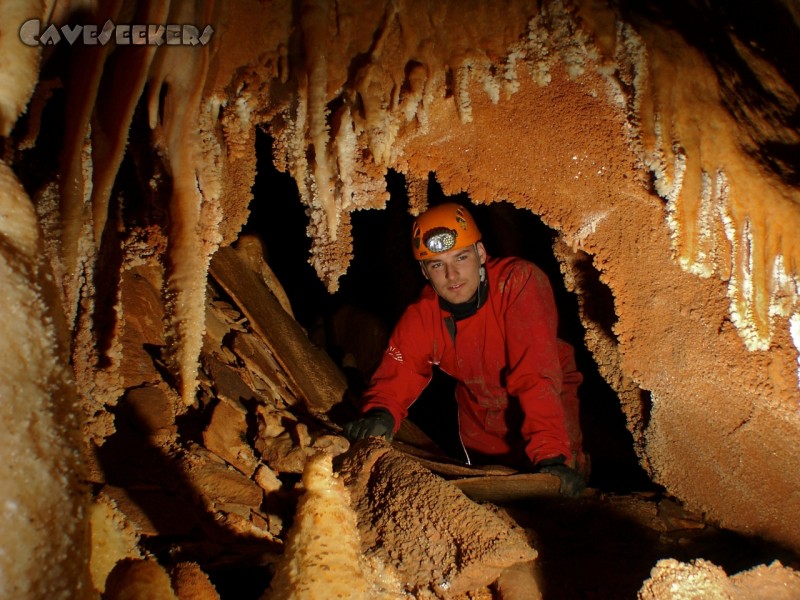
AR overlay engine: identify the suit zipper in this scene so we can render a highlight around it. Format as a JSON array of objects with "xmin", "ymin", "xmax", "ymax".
[
  {"xmin": 444, "ymin": 314, "xmax": 472, "ymax": 465},
  {"xmin": 457, "ymin": 409, "xmax": 471, "ymax": 466}
]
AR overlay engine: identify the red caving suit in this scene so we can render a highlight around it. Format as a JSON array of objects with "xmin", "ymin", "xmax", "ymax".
[{"xmin": 361, "ymin": 255, "xmax": 585, "ymax": 469}]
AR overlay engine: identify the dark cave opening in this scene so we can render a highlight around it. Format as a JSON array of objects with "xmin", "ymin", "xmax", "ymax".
[{"xmin": 246, "ymin": 131, "xmax": 655, "ymax": 494}]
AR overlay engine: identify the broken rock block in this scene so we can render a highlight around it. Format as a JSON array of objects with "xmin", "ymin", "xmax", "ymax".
[
  {"xmin": 254, "ymin": 463, "xmax": 282, "ymax": 494},
  {"xmin": 339, "ymin": 439, "xmax": 538, "ymax": 598},
  {"xmin": 230, "ymin": 331, "xmax": 296, "ymax": 407},
  {"xmin": 157, "ymin": 442, "xmax": 278, "ymax": 545},
  {"xmin": 101, "ymin": 484, "xmax": 198, "ymax": 537},
  {"xmin": 210, "ymin": 246, "xmax": 348, "ymax": 413},
  {"xmin": 254, "ymin": 404, "xmax": 349, "ymax": 474},
  {"xmin": 205, "ymin": 357, "xmax": 258, "ymax": 405},
  {"xmin": 204, "ymin": 295, "xmax": 247, "ymax": 357},
  {"xmin": 117, "ymin": 263, "xmax": 166, "ymax": 389},
  {"xmin": 123, "ymin": 384, "xmax": 178, "ymax": 440},
  {"xmin": 233, "ymin": 234, "xmax": 295, "ymax": 318},
  {"xmin": 202, "ymin": 398, "xmax": 259, "ymax": 477},
  {"xmin": 178, "ymin": 444, "xmax": 264, "ymax": 511}
]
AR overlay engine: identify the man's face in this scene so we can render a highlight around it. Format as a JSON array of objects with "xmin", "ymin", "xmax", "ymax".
[{"xmin": 421, "ymin": 242, "xmax": 486, "ymax": 305}]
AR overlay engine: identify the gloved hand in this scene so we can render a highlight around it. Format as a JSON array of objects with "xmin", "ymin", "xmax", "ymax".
[
  {"xmin": 343, "ymin": 408, "xmax": 395, "ymax": 442},
  {"xmin": 535, "ymin": 456, "xmax": 586, "ymax": 498}
]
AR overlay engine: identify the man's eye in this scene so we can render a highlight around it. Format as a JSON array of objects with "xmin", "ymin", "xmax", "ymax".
[
  {"xmin": 457, "ymin": 254, "xmax": 469, "ymax": 261},
  {"xmin": 430, "ymin": 262, "xmax": 442, "ymax": 269}
]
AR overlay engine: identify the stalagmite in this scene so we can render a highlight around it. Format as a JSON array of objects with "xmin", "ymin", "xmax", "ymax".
[
  {"xmin": 104, "ymin": 558, "xmax": 179, "ymax": 600},
  {"xmin": 261, "ymin": 452, "xmax": 381, "ymax": 600},
  {"xmin": 638, "ymin": 558, "xmax": 800, "ymax": 600},
  {"xmin": 170, "ymin": 562, "xmax": 221, "ymax": 600}
]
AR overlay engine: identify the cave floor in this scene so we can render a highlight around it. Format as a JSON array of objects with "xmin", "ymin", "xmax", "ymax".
[
  {"xmin": 97, "ymin": 417, "xmax": 800, "ymax": 599},
  {"xmin": 188, "ymin": 488, "xmax": 800, "ymax": 599},
  {"xmin": 500, "ymin": 491, "xmax": 800, "ymax": 600}
]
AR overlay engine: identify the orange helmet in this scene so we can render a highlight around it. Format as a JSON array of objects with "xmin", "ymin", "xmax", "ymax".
[{"xmin": 411, "ymin": 203, "xmax": 481, "ymax": 260}]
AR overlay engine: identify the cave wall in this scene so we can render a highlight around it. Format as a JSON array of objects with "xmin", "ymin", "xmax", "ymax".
[
  {"xmin": 0, "ymin": 0, "xmax": 798, "ymax": 593},
  {"xmin": 395, "ymin": 63, "xmax": 800, "ymax": 548},
  {"xmin": 246, "ymin": 0, "xmax": 800, "ymax": 550}
]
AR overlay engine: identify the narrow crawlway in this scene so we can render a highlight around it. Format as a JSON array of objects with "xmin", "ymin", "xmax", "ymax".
[
  {"xmin": 249, "ymin": 136, "xmax": 653, "ymax": 495},
  {"xmin": 237, "ymin": 143, "xmax": 800, "ymax": 598}
]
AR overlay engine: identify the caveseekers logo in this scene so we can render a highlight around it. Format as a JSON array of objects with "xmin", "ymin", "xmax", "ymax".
[{"xmin": 19, "ymin": 19, "xmax": 214, "ymax": 46}]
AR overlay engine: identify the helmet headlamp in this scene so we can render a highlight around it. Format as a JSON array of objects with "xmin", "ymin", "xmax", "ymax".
[{"xmin": 423, "ymin": 227, "xmax": 457, "ymax": 254}]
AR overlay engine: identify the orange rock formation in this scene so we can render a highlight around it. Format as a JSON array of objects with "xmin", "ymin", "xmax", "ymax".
[{"xmin": 0, "ymin": 0, "xmax": 798, "ymax": 597}]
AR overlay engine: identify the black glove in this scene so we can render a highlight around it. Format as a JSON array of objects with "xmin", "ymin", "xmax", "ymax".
[
  {"xmin": 535, "ymin": 456, "xmax": 586, "ymax": 498},
  {"xmin": 343, "ymin": 408, "xmax": 395, "ymax": 442}
]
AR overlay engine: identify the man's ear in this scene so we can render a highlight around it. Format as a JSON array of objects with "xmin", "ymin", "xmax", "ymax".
[
  {"xmin": 419, "ymin": 261, "xmax": 429, "ymax": 280},
  {"xmin": 476, "ymin": 241, "xmax": 487, "ymax": 265}
]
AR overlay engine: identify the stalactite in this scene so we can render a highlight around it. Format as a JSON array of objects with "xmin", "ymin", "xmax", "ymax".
[
  {"xmin": 90, "ymin": 1, "xmax": 169, "ymax": 247},
  {"xmin": 331, "ymin": 105, "xmax": 358, "ymax": 212},
  {"xmin": 301, "ymin": 0, "xmax": 338, "ymax": 243},
  {"xmin": 147, "ymin": 1, "xmax": 221, "ymax": 405},
  {"xmin": 57, "ymin": 0, "xmax": 123, "ymax": 325},
  {"xmin": 0, "ymin": 0, "xmax": 45, "ymax": 136},
  {"xmin": 632, "ymin": 18, "xmax": 800, "ymax": 354},
  {"xmin": 89, "ymin": 493, "xmax": 143, "ymax": 593},
  {"xmin": 276, "ymin": 0, "xmax": 800, "ymax": 361},
  {"xmin": 404, "ymin": 173, "xmax": 429, "ymax": 215},
  {"xmin": 274, "ymin": 0, "xmax": 644, "ymax": 295},
  {"xmin": 279, "ymin": 0, "xmax": 556, "ymax": 291},
  {"xmin": 792, "ymin": 314, "xmax": 800, "ymax": 379},
  {"xmin": 70, "ymin": 125, "xmax": 115, "ymax": 416}
]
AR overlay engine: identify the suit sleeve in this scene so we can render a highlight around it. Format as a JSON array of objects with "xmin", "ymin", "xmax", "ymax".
[
  {"xmin": 502, "ymin": 263, "xmax": 572, "ymax": 465},
  {"xmin": 359, "ymin": 303, "xmax": 435, "ymax": 433}
]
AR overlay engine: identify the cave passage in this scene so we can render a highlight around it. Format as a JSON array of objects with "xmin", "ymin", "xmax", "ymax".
[
  {"xmin": 228, "ymin": 132, "xmax": 800, "ymax": 598},
  {"xmin": 247, "ymin": 131, "xmax": 656, "ymax": 494}
]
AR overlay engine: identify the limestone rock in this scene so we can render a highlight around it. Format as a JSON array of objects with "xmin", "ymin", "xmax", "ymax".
[{"xmin": 339, "ymin": 439, "xmax": 538, "ymax": 597}]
